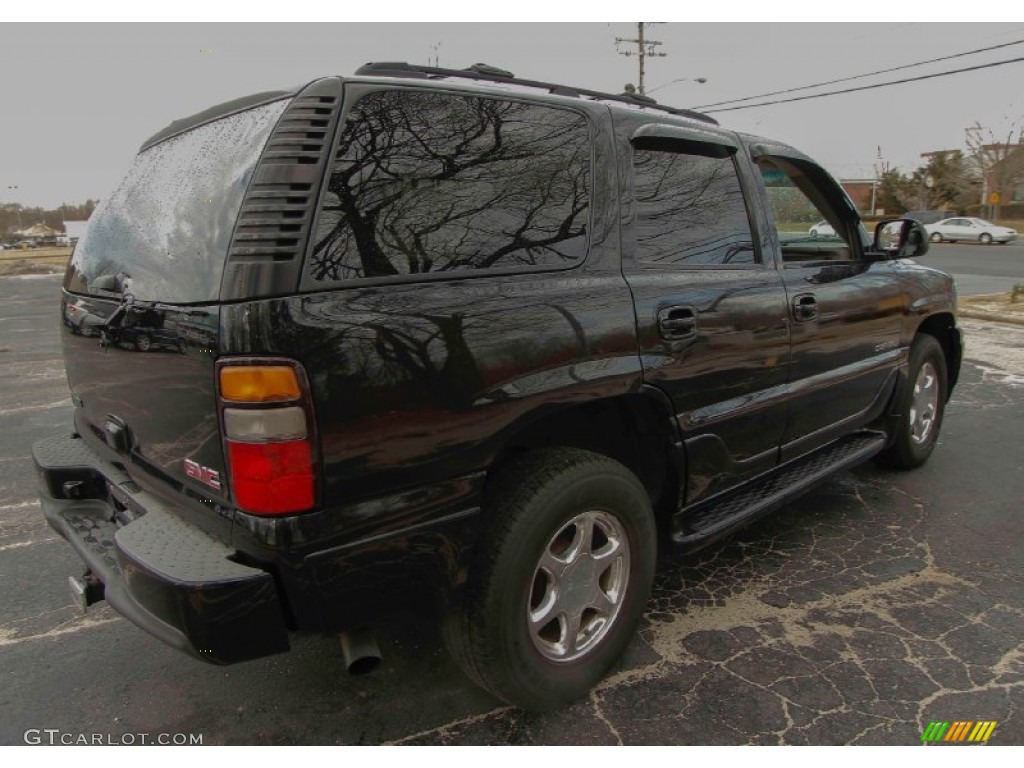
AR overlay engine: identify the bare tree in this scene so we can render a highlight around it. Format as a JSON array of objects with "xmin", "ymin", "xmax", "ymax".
[{"xmin": 965, "ymin": 118, "xmax": 1024, "ymax": 218}]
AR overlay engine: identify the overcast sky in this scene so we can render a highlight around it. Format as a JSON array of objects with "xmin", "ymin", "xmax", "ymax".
[{"xmin": 2, "ymin": 21, "xmax": 1024, "ymax": 208}]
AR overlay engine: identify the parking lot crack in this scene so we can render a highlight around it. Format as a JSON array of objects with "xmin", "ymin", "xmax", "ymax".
[{"xmin": 589, "ymin": 689, "xmax": 624, "ymax": 745}]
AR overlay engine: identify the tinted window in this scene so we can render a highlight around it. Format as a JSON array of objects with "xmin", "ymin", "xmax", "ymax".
[
  {"xmin": 65, "ymin": 99, "xmax": 289, "ymax": 303},
  {"xmin": 306, "ymin": 90, "xmax": 591, "ymax": 283},
  {"xmin": 757, "ymin": 157, "xmax": 853, "ymax": 263},
  {"xmin": 632, "ymin": 147, "xmax": 755, "ymax": 266}
]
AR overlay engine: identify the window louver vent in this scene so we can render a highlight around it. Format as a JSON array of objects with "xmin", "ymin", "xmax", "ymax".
[{"xmin": 228, "ymin": 92, "xmax": 340, "ymax": 265}]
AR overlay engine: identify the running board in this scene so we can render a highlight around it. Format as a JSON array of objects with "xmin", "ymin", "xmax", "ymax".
[{"xmin": 672, "ymin": 432, "xmax": 887, "ymax": 553}]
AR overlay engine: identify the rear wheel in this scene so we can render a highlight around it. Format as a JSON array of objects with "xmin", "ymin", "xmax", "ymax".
[
  {"xmin": 876, "ymin": 335, "xmax": 947, "ymax": 470},
  {"xmin": 444, "ymin": 448, "xmax": 656, "ymax": 711},
  {"xmin": 979, "ymin": 232, "xmax": 993, "ymax": 245},
  {"xmin": 135, "ymin": 335, "xmax": 152, "ymax": 352}
]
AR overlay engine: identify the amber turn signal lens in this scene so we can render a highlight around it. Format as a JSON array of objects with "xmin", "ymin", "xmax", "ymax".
[{"xmin": 220, "ymin": 366, "xmax": 302, "ymax": 402}]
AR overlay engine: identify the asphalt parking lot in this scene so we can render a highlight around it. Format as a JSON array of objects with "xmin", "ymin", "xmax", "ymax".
[{"xmin": 1, "ymin": 274, "xmax": 1022, "ymax": 746}]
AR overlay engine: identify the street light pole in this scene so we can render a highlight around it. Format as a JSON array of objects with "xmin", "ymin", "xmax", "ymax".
[
  {"xmin": 3, "ymin": 185, "xmax": 21, "ymax": 236},
  {"xmin": 646, "ymin": 77, "xmax": 708, "ymax": 95}
]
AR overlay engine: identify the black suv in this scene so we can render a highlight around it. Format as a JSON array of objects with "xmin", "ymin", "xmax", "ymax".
[{"xmin": 35, "ymin": 63, "xmax": 962, "ymax": 711}]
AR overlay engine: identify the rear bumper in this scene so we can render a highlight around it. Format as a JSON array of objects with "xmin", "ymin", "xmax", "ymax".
[{"xmin": 33, "ymin": 436, "xmax": 289, "ymax": 665}]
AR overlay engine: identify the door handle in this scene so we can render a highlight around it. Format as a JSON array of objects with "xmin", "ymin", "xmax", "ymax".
[
  {"xmin": 657, "ymin": 306, "xmax": 697, "ymax": 339},
  {"xmin": 792, "ymin": 294, "xmax": 818, "ymax": 322}
]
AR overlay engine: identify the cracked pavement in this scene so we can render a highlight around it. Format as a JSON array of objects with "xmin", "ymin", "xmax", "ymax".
[{"xmin": 1, "ymin": 276, "xmax": 1021, "ymax": 745}]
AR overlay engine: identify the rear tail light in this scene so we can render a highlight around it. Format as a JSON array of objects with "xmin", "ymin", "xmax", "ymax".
[{"xmin": 217, "ymin": 361, "xmax": 317, "ymax": 515}]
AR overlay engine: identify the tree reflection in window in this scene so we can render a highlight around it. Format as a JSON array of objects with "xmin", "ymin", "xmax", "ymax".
[
  {"xmin": 308, "ymin": 91, "xmax": 591, "ymax": 281},
  {"xmin": 633, "ymin": 149, "xmax": 755, "ymax": 266}
]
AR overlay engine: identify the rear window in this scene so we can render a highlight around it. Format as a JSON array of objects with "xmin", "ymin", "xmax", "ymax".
[
  {"xmin": 65, "ymin": 98, "xmax": 290, "ymax": 303},
  {"xmin": 632, "ymin": 145, "xmax": 757, "ymax": 267}
]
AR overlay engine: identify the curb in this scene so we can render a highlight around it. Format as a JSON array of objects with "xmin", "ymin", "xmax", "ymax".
[{"xmin": 958, "ymin": 309, "xmax": 1024, "ymax": 327}]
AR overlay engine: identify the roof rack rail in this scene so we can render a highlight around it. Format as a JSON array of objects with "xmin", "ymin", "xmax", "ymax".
[{"xmin": 353, "ymin": 61, "xmax": 718, "ymax": 126}]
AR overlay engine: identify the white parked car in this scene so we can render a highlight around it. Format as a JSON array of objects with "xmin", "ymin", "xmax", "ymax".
[
  {"xmin": 809, "ymin": 220, "xmax": 837, "ymax": 238},
  {"xmin": 925, "ymin": 217, "xmax": 1017, "ymax": 245}
]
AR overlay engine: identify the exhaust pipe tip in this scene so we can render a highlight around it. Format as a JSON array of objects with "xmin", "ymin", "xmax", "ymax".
[
  {"xmin": 339, "ymin": 628, "xmax": 381, "ymax": 675},
  {"xmin": 68, "ymin": 571, "xmax": 105, "ymax": 613}
]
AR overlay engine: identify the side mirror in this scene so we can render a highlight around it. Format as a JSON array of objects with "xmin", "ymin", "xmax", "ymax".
[{"xmin": 873, "ymin": 218, "xmax": 929, "ymax": 259}]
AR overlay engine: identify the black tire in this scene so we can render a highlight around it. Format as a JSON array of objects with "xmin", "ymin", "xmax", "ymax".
[
  {"xmin": 929, "ymin": 232, "xmax": 943, "ymax": 243},
  {"xmin": 443, "ymin": 447, "xmax": 657, "ymax": 711},
  {"xmin": 979, "ymin": 232, "xmax": 993, "ymax": 245},
  {"xmin": 135, "ymin": 335, "xmax": 152, "ymax": 352},
  {"xmin": 876, "ymin": 335, "xmax": 947, "ymax": 470}
]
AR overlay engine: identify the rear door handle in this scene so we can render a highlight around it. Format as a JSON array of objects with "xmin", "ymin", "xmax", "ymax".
[
  {"xmin": 657, "ymin": 305, "xmax": 697, "ymax": 340},
  {"xmin": 792, "ymin": 294, "xmax": 818, "ymax": 322}
]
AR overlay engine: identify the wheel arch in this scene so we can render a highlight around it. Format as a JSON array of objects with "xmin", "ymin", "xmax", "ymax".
[
  {"xmin": 914, "ymin": 312, "xmax": 961, "ymax": 397},
  {"xmin": 486, "ymin": 389, "xmax": 683, "ymax": 537}
]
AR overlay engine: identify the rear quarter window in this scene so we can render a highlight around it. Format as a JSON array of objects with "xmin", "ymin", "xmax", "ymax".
[
  {"xmin": 65, "ymin": 98, "xmax": 290, "ymax": 304},
  {"xmin": 304, "ymin": 89, "xmax": 592, "ymax": 286}
]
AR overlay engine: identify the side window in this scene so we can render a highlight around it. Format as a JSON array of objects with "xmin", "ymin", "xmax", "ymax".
[
  {"xmin": 305, "ymin": 90, "xmax": 591, "ymax": 284},
  {"xmin": 632, "ymin": 144, "xmax": 757, "ymax": 266},
  {"xmin": 756, "ymin": 156, "xmax": 855, "ymax": 263}
]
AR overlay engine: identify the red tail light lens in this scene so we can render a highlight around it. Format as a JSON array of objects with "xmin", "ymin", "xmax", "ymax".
[{"xmin": 227, "ymin": 440, "xmax": 314, "ymax": 515}]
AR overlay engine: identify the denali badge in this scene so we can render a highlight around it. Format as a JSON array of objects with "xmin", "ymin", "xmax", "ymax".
[{"xmin": 184, "ymin": 458, "xmax": 221, "ymax": 490}]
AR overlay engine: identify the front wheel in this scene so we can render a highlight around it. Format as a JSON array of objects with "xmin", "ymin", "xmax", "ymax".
[
  {"xmin": 876, "ymin": 335, "xmax": 947, "ymax": 470},
  {"xmin": 444, "ymin": 448, "xmax": 657, "ymax": 711},
  {"xmin": 979, "ymin": 232, "xmax": 993, "ymax": 245},
  {"xmin": 929, "ymin": 232, "xmax": 943, "ymax": 243}
]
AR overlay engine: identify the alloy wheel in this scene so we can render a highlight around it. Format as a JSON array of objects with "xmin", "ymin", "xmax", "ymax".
[
  {"xmin": 527, "ymin": 510, "xmax": 630, "ymax": 663},
  {"xmin": 909, "ymin": 361, "xmax": 939, "ymax": 445}
]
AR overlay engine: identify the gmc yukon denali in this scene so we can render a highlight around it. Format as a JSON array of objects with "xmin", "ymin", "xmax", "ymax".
[{"xmin": 34, "ymin": 62, "xmax": 962, "ymax": 711}]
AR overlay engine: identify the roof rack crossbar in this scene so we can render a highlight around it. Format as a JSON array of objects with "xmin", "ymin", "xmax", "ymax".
[{"xmin": 353, "ymin": 62, "xmax": 718, "ymax": 125}]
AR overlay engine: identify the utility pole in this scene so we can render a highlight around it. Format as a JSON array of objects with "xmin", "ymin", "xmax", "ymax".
[{"xmin": 615, "ymin": 22, "xmax": 666, "ymax": 96}]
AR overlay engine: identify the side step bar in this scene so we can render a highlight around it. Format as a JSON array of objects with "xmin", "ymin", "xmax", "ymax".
[{"xmin": 672, "ymin": 432, "xmax": 887, "ymax": 553}]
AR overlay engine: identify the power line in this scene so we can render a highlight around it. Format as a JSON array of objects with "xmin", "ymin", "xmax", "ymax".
[
  {"xmin": 702, "ymin": 56, "xmax": 1024, "ymax": 114},
  {"xmin": 694, "ymin": 38, "xmax": 1024, "ymax": 110}
]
